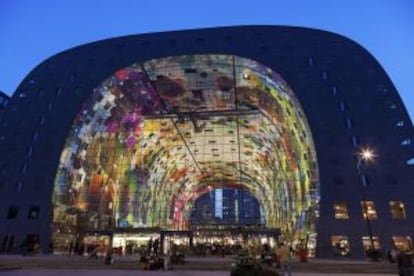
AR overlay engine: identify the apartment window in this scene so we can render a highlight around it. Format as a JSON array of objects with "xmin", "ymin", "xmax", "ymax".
[
  {"xmin": 362, "ymin": 236, "xmax": 381, "ymax": 251},
  {"xmin": 393, "ymin": 236, "xmax": 413, "ymax": 252},
  {"xmin": 28, "ymin": 205, "xmax": 40, "ymax": 219},
  {"xmin": 339, "ymin": 101, "xmax": 347, "ymax": 111},
  {"xmin": 334, "ymin": 202, "xmax": 349, "ymax": 219},
  {"xmin": 401, "ymin": 139, "xmax": 411, "ymax": 146},
  {"xmin": 406, "ymin": 158, "xmax": 414, "ymax": 166},
  {"xmin": 39, "ymin": 115, "xmax": 45, "ymax": 126},
  {"xmin": 6, "ymin": 205, "xmax": 19, "ymax": 219},
  {"xmin": 331, "ymin": 236, "xmax": 350, "ymax": 256},
  {"xmin": 308, "ymin": 57, "xmax": 314, "ymax": 67},
  {"xmin": 396, "ymin": 120, "xmax": 405, "ymax": 127},
  {"xmin": 331, "ymin": 86, "xmax": 337, "ymax": 96},
  {"xmin": 345, "ymin": 118, "xmax": 354, "ymax": 129},
  {"xmin": 27, "ymin": 146, "xmax": 33, "ymax": 157},
  {"xmin": 361, "ymin": 201, "xmax": 377, "ymax": 220},
  {"xmin": 21, "ymin": 163, "xmax": 27, "ymax": 175},
  {"xmin": 389, "ymin": 201, "xmax": 406, "ymax": 219},
  {"xmin": 321, "ymin": 71, "xmax": 329, "ymax": 81},
  {"xmin": 351, "ymin": 135, "xmax": 360, "ymax": 147}
]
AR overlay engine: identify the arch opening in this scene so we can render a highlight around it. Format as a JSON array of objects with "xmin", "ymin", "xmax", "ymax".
[{"xmin": 52, "ymin": 54, "xmax": 319, "ymax": 250}]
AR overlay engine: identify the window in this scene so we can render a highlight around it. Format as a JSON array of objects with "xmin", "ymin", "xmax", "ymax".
[
  {"xmin": 389, "ymin": 201, "xmax": 406, "ymax": 219},
  {"xmin": 400, "ymin": 139, "xmax": 411, "ymax": 146},
  {"xmin": 396, "ymin": 120, "xmax": 404, "ymax": 127},
  {"xmin": 308, "ymin": 57, "xmax": 314, "ymax": 67},
  {"xmin": 406, "ymin": 158, "xmax": 414, "ymax": 166},
  {"xmin": 345, "ymin": 118, "xmax": 354, "ymax": 129},
  {"xmin": 21, "ymin": 163, "xmax": 27, "ymax": 175},
  {"xmin": 351, "ymin": 135, "xmax": 360, "ymax": 147},
  {"xmin": 386, "ymin": 102, "xmax": 397, "ymax": 110},
  {"xmin": 334, "ymin": 202, "xmax": 349, "ymax": 219},
  {"xmin": 331, "ymin": 236, "xmax": 350, "ymax": 256},
  {"xmin": 27, "ymin": 146, "xmax": 33, "ymax": 157},
  {"xmin": 361, "ymin": 201, "xmax": 377, "ymax": 220},
  {"xmin": 339, "ymin": 101, "xmax": 347, "ymax": 112},
  {"xmin": 362, "ymin": 236, "xmax": 381, "ymax": 252},
  {"xmin": 6, "ymin": 205, "xmax": 19, "ymax": 219},
  {"xmin": 28, "ymin": 205, "xmax": 40, "ymax": 219},
  {"xmin": 331, "ymin": 86, "xmax": 337, "ymax": 96},
  {"xmin": 393, "ymin": 236, "xmax": 413, "ymax": 252},
  {"xmin": 322, "ymin": 71, "xmax": 328, "ymax": 81}
]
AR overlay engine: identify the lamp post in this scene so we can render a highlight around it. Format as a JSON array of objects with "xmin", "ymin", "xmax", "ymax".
[{"xmin": 356, "ymin": 148, "xmax": 376, "ymax": 257}]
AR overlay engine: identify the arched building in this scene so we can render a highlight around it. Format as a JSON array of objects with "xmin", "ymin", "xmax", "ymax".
[{"xmin": 0, "ymin": 26, "xmax": 413, "ymax": 258}]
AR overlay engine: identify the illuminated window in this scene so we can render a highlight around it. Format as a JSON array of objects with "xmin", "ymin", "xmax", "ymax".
[
  {"xmin": 400, "ymin": 139, "xmax": 411, "ymax": 146},
  {"xmin": 389, "ymin": 201, "xmax": 406, "ymax": 219},
  {"xmin": 362, "ymin": 236, "xmax": 381, "ymax": 251},
  {"xmin": 334, "ymin": 202, "xmax": 349, "ymax": 219},
  {"xmin": 392, "ymin": 236, "xmax": 413, "ymax": 252},
  {"xmin": 331, "ymin": 236, "xmax": 350, "ymax": 256},
  {"xmin": 360, "ymin": 201, "xmax": 377, "ymax": 220}
]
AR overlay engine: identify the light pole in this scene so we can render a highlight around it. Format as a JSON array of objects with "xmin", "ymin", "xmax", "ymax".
[{"xmin": 356, "ymin": 148, "xmax": 375, "ymax": 256}]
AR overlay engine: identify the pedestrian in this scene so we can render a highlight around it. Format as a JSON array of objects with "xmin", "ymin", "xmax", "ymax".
[
  {"xmin": 397, "ymin": 249, "xmax": 413, "ymax": 276},
  {"xmin": 276, "ymin": 242, "xmax": 292, "ymax": 276}
]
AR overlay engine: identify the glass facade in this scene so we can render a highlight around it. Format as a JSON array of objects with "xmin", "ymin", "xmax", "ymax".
[{"xmin": 52, "ymin": 55, "xmax": 319, "ymax": 241}]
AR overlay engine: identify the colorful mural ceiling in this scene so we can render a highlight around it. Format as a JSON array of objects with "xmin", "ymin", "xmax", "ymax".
[{"xmin": 52, "ymin": 55, "xmax": 319, "ymax": 236}]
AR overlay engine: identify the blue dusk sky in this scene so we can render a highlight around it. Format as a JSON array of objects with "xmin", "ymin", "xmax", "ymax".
[{"xmin": 1, "ymin": 1, "xmax": 413, "ymax": 119}]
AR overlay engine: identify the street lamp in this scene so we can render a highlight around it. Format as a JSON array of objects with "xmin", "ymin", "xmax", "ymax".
[{"xmin": 356, "ymin": 148, "xmax": 376, "ymax": 258}]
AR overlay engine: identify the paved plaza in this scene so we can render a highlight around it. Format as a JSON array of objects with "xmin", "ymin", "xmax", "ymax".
[
  {"xmin": 0, "ymin": 254, "xmax": 399, "ymax": 275},
  {"xmin": 0, "ymin": 269, "xmax": 397, "ymax": 276}
]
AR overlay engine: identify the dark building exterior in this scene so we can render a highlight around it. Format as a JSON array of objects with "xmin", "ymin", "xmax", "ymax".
[
  {"xmin": 0, "ymin": 26, "xmax": 413, "ymax": 258},
  {"xmin": 0, "ymin": 90, "xmax": 10, "ymax": 112}
]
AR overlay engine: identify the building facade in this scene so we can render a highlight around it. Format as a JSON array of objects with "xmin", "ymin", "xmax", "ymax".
[{"xmin": 0, "ymin": 26, "xmax": 413, "ymax": 258}]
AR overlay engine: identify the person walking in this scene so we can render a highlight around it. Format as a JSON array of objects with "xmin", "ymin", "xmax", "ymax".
[
  {"xmin": 397, "ymin": 249, "xmax": 413, "ymax": 276},
  {"xmin": 276, "ymin": 242, "xmax": 292, "ymax": 276}
]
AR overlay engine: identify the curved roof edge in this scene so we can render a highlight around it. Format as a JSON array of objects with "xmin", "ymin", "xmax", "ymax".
[{"xmin": 14, "ymin": 25, "xmax": 382, "ymax": 92}]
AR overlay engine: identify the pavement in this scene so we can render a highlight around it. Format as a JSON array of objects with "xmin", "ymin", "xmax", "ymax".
[{"xmin": 0, "ymin": 254, "xmax": 399, "ymax": 275}]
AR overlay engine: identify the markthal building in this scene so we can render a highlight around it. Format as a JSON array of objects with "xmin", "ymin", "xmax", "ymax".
[{"xmin": 0, "ymin": 26, "xmax": 413, "ymax": 259}]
